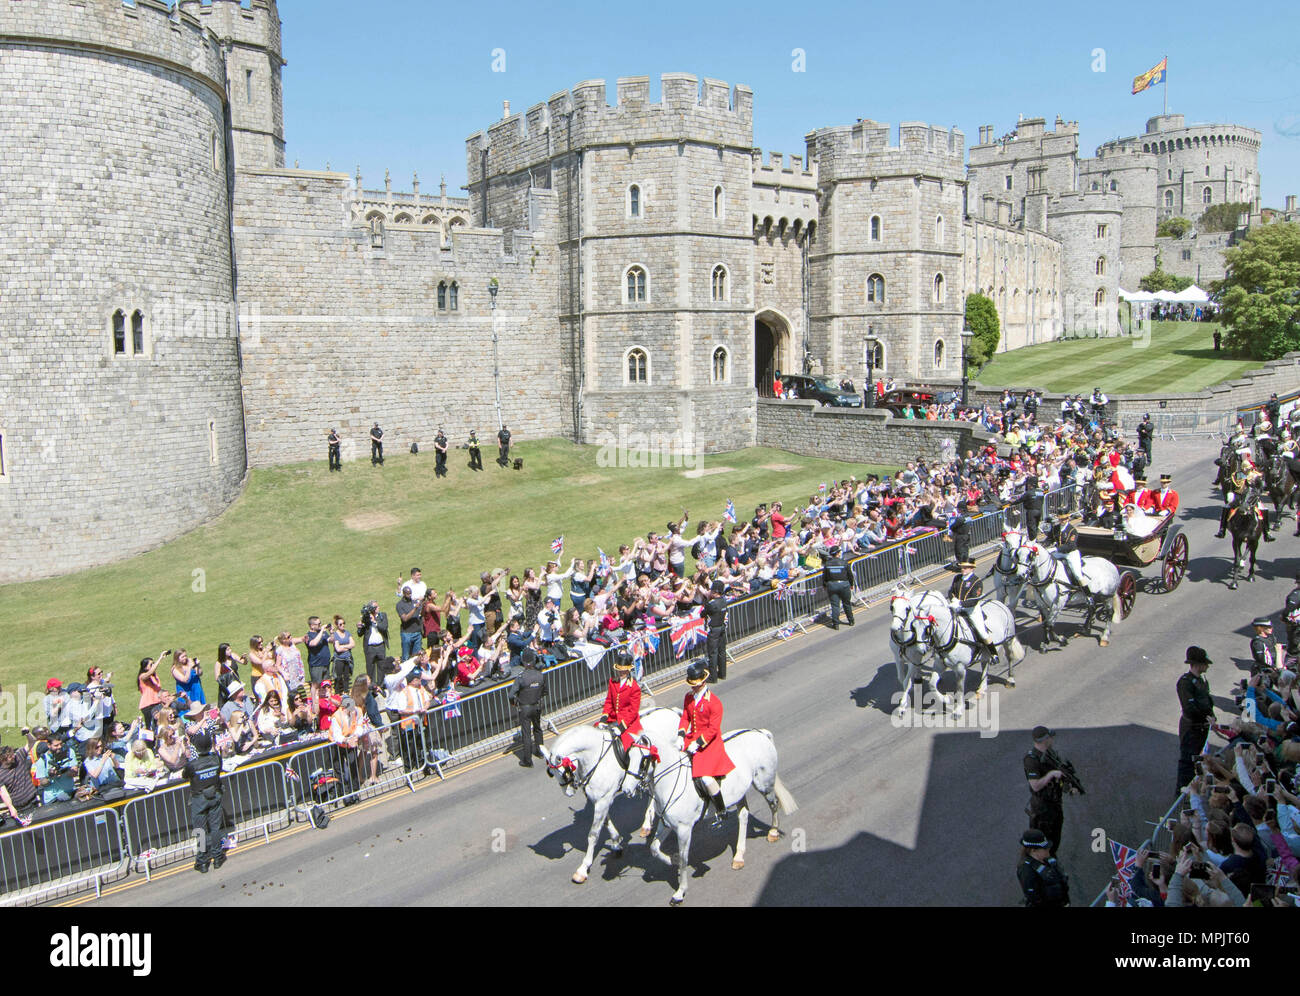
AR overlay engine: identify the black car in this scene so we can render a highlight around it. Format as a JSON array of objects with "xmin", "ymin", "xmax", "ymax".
[
  {"xmin": 779, "ymin": 375, "xmax": 863, "ymax": 408},
  {"xmin": 877, "ymin": 388, "xmax": 938, "ymax": 416}
]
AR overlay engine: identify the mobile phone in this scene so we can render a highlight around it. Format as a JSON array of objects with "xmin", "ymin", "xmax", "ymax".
[{"xmin": 1207, "ymin": 773, "xmax": 1216, "ymax": 787}]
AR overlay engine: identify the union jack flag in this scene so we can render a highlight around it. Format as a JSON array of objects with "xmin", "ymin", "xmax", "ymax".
[
  {"xmin": 671, "ymin": 613, "xmax": 708, "ymax": 658},
  {"xmin": 597, "ymin": 547, "xmax": 611, "ymax": 575},
  {"xmin": 628, "ymin": 627, "xmax": 660, "ymax": 660},
  {"xmin": 775, "ymin": 623, "xmax": 796, "ymax": 640},
  {"xmin": 551, "ymin": 535, "xmax": 564, "ymax": 556},
  {"xmin": 819, "ymin": 482, "xmax": 827, "ymax": 493},
  {"xmin": 1266, "ymin": 860, "xmax": 1294, "ymax": 888},
  {"xmin": 443, "ymin": 689, "xmax": 461, "ymax": 720},
  {"xmin": 1109, "ymin": 838, "xmax": 1140, "ymax": 902},
  {"xmin": 724, "ymin": 499, "xmax": 737, "ymax": 523},
  {"xmin": 774, "ymin": 581, "xmax": 792, "ymax": 602}
]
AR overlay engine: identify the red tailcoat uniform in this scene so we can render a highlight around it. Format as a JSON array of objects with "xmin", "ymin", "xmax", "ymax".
[
  {"xmin": 1150, "ymin": 488, "xmax": 1179, "ymax": 515},
  {"xmin": 679, "ymin": 689, "xmax": 734, "ymax": 779},
  {"xmin": 1124, "ymin": 487, "xmax": 1148, "ymax": 508},
  {"xmin": 600, "ymin": 678, "xmax": 643, "ymax": 750}
]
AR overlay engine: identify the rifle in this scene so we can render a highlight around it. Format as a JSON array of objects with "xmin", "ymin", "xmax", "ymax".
[{"xmin": 1047, "ymin": 748, "xmax": 1085, "ymax": 796}]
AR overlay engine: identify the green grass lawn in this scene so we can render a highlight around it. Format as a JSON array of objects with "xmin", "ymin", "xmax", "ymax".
[
  {"xmin": 0, "ymin": 441, "xmax": 888, "ymax": 740},
  {"xmin": 976, "ymin": 321, "xmax": 1263, "ymax": 394}
]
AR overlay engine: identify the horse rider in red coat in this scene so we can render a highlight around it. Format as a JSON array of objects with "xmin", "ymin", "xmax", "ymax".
[
  {"xmin": 598, "ymin": 655, "xmax": 643, "ymax": 751},
  {"xmin": 678, "ymin": 661, "xmax": 735, "ymax": 826}
]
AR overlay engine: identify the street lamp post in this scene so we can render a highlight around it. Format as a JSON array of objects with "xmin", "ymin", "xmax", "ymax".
[
  {"xmin": 960, "ymin": 324, "xmax": 973, "ymax": 409},
  {"xmin": 864, "ymin": 336, "xmax": 877, "ymax": 408},
  {"xmin": 488, "ymin": 279, "xmax": 502, "ymax": 430}
]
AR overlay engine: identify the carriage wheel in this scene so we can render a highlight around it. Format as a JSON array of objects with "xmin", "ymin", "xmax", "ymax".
[
  {"xmin": 1162, "ymin": 533, "xmax": 1189, "ymax": 591},
  {"xmin": 1117, "ymin": 572, "xmax": 1137, "ymax": 619}
]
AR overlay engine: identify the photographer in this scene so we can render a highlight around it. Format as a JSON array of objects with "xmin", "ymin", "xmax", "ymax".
[
  {"xmin": 171, "ymin": 649, "xmax": 206, "ymax": 706},
  {"xmin": 33, "ymin": 733, "xmax": 77, "ymax": 805},
  {"xmin": 0, "ymin": 746, "xmax": 38, "ymax": 825},
  {"xmin": 86, "ymin": 666, "xmax": 116, "ymax": 730},
  {"xmin": 1166, "ymin": 842, "xmax": 1245, "ymax": 907},
  {"xmin": 358, "ymin": 600, "xmax": 390, "ymax": 686}
]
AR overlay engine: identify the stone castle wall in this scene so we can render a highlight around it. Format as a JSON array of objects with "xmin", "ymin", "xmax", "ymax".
[
  {"xmin": 961, "ymin": 218, "xmax": 1063, "ymax": 352},
  {"xmin": 1079, "ymin": 149, "xmax": 1158, "ymax": 287},
  {"xmin": 0, "ymin": 0, "xmax": 246, "ymax": 583},
  {"xmin": 232, "ymin": 169, "xmax": 570, "ymax": 467},
  {"xmin": 1046, "ymin": 192, "xmax": 1122, "ymax": 334}
]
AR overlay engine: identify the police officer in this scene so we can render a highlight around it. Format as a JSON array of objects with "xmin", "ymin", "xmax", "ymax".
[
  {"xmin": 1089, "ymin": 386, "xmax": 1108, "ymax": 422},
  {"xmin": 370, "ymin": 422, "xmax": 384, "ymax": 466},
  {"xmin": 182, "ymin": 731, "xmax": 225, "ymax": 873},
  {"xmin": 822, "ymin": 545, "xmax": 854, "ymax": 630},
  {"xmin": 433, "ymin": 427, "xmax": 448, "ymax": 478},
  {"xmin": 1023, "ymin": 389, "xmax": 1039, "ymax": 420},
  {"xmin": 948, "ymin": 560, "xmax": 983, "ymax": 603},
  {"xmin": 1019, "ymin": 474, "xmax": 1043, "ymax": 540},
  {"xmin": 511, "ymin": 648, "xmax": 547, "ymax": 766},
  {"xmin": 1284, "ymin": 571, "xmax": 1300, "ymax": 656},
  {"xmin": 497, "ymin": 424, "xmax": 512, "ymax": 466},
  {"xmin": 1250, "ymin": 616, "xmax": 1281, "ymax": 677},
  {"xmin": 1176, "ymin": 646, "xmax": 1214, "ymax": 795},
  {"xmin": 702, "ymin": 580, "xmax": 729, "ymax": 682},
  {"xmin": 1137, "ymin": 413, "xmax": 1154, "ymax": 465},
  {"xmin": 327, "ymin": 428, "xmax": 342, "ymax": 472},
  {"xmin": 1024, "ymin": 726, "xmax": 1066, "ymax": 856},
  {"xmin": 467, "ymin": 430, "xmax": 483, "ymax": 471},
  {"xmin": 1018, "ymin": 828, "xmax": 1070, "ymax": 907},
  {"xmin": 1267, "ymin": 392, "xmax": 1282, "ymax": 429},
  {"xmin": 948, "ymin": 503, "xmax": 974, "ymax": 566}
]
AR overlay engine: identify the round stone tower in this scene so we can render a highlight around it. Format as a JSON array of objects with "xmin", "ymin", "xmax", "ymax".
[
  {"xmin": 1081, "ymin": 147, "xmax": 1158, "ymax": 288},
  {"xmin": 0, "ymin": 0, "xmax": 247, "ymax": 582},
  {"xmin": 1046, "ymin": 192, "xmax": 1123, "ymax": 336}
]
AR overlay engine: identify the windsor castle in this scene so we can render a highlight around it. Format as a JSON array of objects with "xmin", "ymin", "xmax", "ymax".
[{"xmin": 0, "ymin": 0, "xmax": 1274, "ymax": 581}]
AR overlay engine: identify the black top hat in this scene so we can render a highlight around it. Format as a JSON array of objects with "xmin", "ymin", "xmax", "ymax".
[
  {"xmin": 1186, "ymin": 646, "xmax": 1211, "ymax": 666},
  {"xmin": 685, "ymin": 661, "xmax": 709, "ymax": 686}
]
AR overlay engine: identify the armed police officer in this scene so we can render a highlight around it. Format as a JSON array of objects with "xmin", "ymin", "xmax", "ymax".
[
  {"xmin": 1024, "ymin": 726, "xmax": 1078, "ymax": 856},
  {"xmin": 511, "ymin": 649, "xmax": 547, "ymax": 767},
  {"xmin": 370, "ymin": 422, "xmax": 384, "ymax": 466},
  {"xmin": 1018, "ymin": 828, "xmax": 1070, "ymax": 907},
  {"xmin": 822, "ymin": 544, "xmax": 854, "ymax": 630},
  {"xmin": 434, "ymin": 427, "xmax": 448, "ymax": 478},
  {"xmin": 183, "ymin": 731, "xmax": 226, "ymax": 873},
  {"xmin": 947, "ymin": 502, "xmax": 974, "ymax": 566},
  {"xmin": 1176, "ymin": 646, "xmax": 1214, "ymax": 795},
  {"xmin": 467, "ymin": 430, "xmax": 483, "ymax": 471},
  {"xmin": 1137, "ymin": 413, "xmax": 1154, "ymax": 465},
  {"xmin": 326, "ymin": 428, "xmax": 342, "ymax": 472}
]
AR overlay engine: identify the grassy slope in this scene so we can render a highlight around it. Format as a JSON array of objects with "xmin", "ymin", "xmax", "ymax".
[
  {"xmin": 976, "ymin": 321, "xmax": 1262, "ymax": 394},
  {"xmin": 0, "ymin": 440, "xmax": 888, "ymax": 736}
]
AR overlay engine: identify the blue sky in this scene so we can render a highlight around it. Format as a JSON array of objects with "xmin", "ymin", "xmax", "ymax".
[{"xmin": 277, "ymin": 0, "xmax": 1300, "ymax": 206}]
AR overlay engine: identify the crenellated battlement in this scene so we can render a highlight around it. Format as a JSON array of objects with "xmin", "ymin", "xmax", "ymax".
[
  {"xmin": 805, "ymin": 119, "xmax": 965, "ymax": 182},
  {"xmin": 467, "ymin": 73, "xmax": 754, "ymax": 186},
  {"xmin": 1047, "ymin": 190, "xmax": 1123, "ymax": 215},
  {"xmin": 0, "ymin": 0, "xmax": 227, "ymax": 91},
  {"xmin": 751, "ymin": 148, "xmax": 817, "ymax": 190},
  {"xmin": 178, "ymin": 0, "xmax": 282, "ymax": 62}
]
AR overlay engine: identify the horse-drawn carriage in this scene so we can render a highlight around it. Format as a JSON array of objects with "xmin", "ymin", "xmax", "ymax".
[{"xmin": 1072, "ymin": 510, "xmax": 1189, "ymax": 618}]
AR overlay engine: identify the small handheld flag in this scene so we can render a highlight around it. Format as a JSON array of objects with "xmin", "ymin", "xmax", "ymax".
[
  {"xmin": 724, "ymin": 499, "xmax": 737, "ymax": 523},
  {"xmin": 551, "ymin": 535, "xmax": 564, "ymax": 556},
  {"xmin": 443, "ymin": 689, "xmax": 461, "ymax": 720},
  {"xmin": 775, "ymin": 623, "xmax": 796, "ymax": 640},
  {"xmin": 670, "ymin": 613, "xmax": 708, "ymax": 658},
  {"xmin": 1109, "ymin": 838, "xmax": 1140, "ymax": 902},
  {"xmin": 818, "ymin": 482, "xmax": 827, "ymax": 494},
  {"xmin": 597, "ymin": 548, "xmax": 611, "ymax": 575}
]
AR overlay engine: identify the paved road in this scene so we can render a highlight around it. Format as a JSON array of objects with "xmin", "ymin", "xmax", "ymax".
[{"xmin": 81, "ymin": 442, "xmax": 1300, "ymax": 906}]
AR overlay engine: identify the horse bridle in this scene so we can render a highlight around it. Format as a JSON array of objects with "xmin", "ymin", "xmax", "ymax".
[
  {"xmin": 889, "ymin": 595, "xmax": 922, "ymax": 649},
  {"xmin": 545, "ymin": 732, "xmax": 616, "ymax": 793},
  {"xmin": 993, "ymin": 532, "xmax": 1022, "ymax": 577}
]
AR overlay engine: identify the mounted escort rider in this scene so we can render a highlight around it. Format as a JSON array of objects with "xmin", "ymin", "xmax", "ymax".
[
  {"xmin": 1220, "ymin": 456, "xmax": 1271, "ymax": 542},
  {"xmin": 597, "ymin": 653, "xmax": 643, "ymax": 754},
  {"xmin": 676, "ymin": 662, "xmax": 734, "ymax": 828}
]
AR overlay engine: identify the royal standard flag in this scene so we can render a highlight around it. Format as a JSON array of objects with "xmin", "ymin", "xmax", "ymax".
[{"xmin": 1132, "ymin": 57, "xmax": 1166, "ymax": 95}]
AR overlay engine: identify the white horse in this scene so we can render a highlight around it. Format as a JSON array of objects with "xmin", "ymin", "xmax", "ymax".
[
  {"xmin": 628, "ymin": 729, "xmax": 797, "ymax": 906},
  {"xmin": 539, "ymin": 706, "xmax": 681, "ymax": 885},
  {"xmin": 912, "ymin": 593, "xmax": 1026, "ymax": 700},
  {"xmin": 889, "ymin": 588, "xmax": 955, "ymax": 717},
  {"xmin": 1014, "ymin": 541, "xmax": 1122, "ymax": 647},
  {"xmin": 991, "ymin": 528, "xmax": 1030, "ymax": 609}
]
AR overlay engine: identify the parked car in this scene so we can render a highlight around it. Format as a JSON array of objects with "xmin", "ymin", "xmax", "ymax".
[
  {"xmin": 877, "ymin": 388, "xmax": 938, "ymax": 416},
  {"xmin": 779, "ymin": 375, "xmax": 863, "ymax": 408}
]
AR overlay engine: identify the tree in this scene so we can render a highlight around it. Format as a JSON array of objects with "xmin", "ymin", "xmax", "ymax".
[
  {"xmin": 1200, "ymin": 201, "xmax": 1251, "ymax": 233},
  {"xmin": 1139, "ymin": 267, "xmax": 1193, "ymax": 293},
  {"xmin": 1215, "ymin": 222, "xmax": 1300, "ymax": 360},
  {"xmin": 1157, "ymin": 216, "xmax": 1192, "ymax": 239},
  {"xmin": 964, "ymin": 293, "xmax": 1000, "ymax": 368}
]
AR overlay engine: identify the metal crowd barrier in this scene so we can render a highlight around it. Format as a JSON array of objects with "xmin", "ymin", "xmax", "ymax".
[
  {"xmin": 0, "ymin": 806, "xmax": 130, "ymax": 907},
  {"xmin": 1153, "ymin": 411, "xmax": 1235, "ymax": 441},
  {"xmin": 225, "ymin": 759, "xmax": 292, "ymax": 844},
  {"xmin": 1089, "ymin": 794, "xmax": 1182, "ymax": 907},
  {"xmin": 121, "ymin": 782, "xmax": 201, "ymax": 878}
]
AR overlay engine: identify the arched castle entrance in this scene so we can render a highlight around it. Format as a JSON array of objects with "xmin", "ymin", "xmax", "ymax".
[{"xmin": 755, "ymin": 310, "xmax": 793, "ymax": 397}]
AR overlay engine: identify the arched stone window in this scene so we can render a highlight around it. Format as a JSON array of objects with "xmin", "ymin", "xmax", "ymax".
[
  {"xmin": 1095, "ymin": 288, "xmax": 1106, "ymax": 307},
  {"xmin": 1203, "ymin": 187, "xmax": 1213, "ymax": 205},
  {"xmin": 438, "ymin": 281, "xmax": 447, "ymax": 310},
  {"xmin": 112, "ymin": 310, "xmax": 126, "ymax": 355},
  {"xmin": 935, "ymin": 215, "xmax": 944, "ymax": 245},
  {"xmin": 448, "ymin": 281, "xmax": 459, "ymax": 310},
  {"xmin": 1109, "ymin": 180, "xmax": 1118, "ymax": 192},
  {"xmin": 934, "ymin": 339, "xmax": 945, "ymax": 369},
  {"xmin": 713, "ymin": 185, "xmax": 724, "ymax": 220},
  {"xmin": 628, "ymin": 184, "xmax": 641, "ymax": 218},
  {"xmin": 711, "ymin": 264, "xmax": 728, "ymax": 302},
  {"xmin": 1091, "ymin": 181, "xmax": 1099, "ymax": 191},
  {"xmin": 866, "ymin": 273, "xmax": 885, "ymax": 304},
  {"xmin": 421, "ymin": 215, "xmax": 439, "ymax": 225},
  {"xmin": 131, "ymin": 310, "xmax": 145, "ymax": 354},
  {"xmin": 712, "ymin": 346, "xmax": 729, "ymax": 384},
  {"xmin": 625, "ymin": 346, "xmax": 649, "ymax": 385},
  {"xmin": 395, "ymin": 213, "xmax": 413, "ymax": 224},
  {"xmin": 933, "ymin": 273, "xmax": 945, "ymax": 304},
  {"xmin": 625, "ymin": 265, "xmax": 648, "ymax": 303},
  {"xmin": 870, "ymin": 215, "xmax": 882, "ymax": 241},
  {"xmin": 1096, "ymin": 256, "xmax": 1106, "ymax": 276},
  {"xmin": 1164, "ymin": 190, "xmax": 1174, "ymax": 208}
]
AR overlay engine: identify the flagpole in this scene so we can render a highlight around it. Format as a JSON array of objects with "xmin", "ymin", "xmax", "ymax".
[{"xmin": 1163, "ymin": 55, "xmax": 1168, "ymax": 117}]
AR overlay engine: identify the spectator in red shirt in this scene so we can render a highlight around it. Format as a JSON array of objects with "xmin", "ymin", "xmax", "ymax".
[
  {"xmin": 317, "ymin": 679, "xmax": 341, "ymax": 732},
  {"xmin": 770, "ymin": 502, "xmax": 789, "ymax": 540}
]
